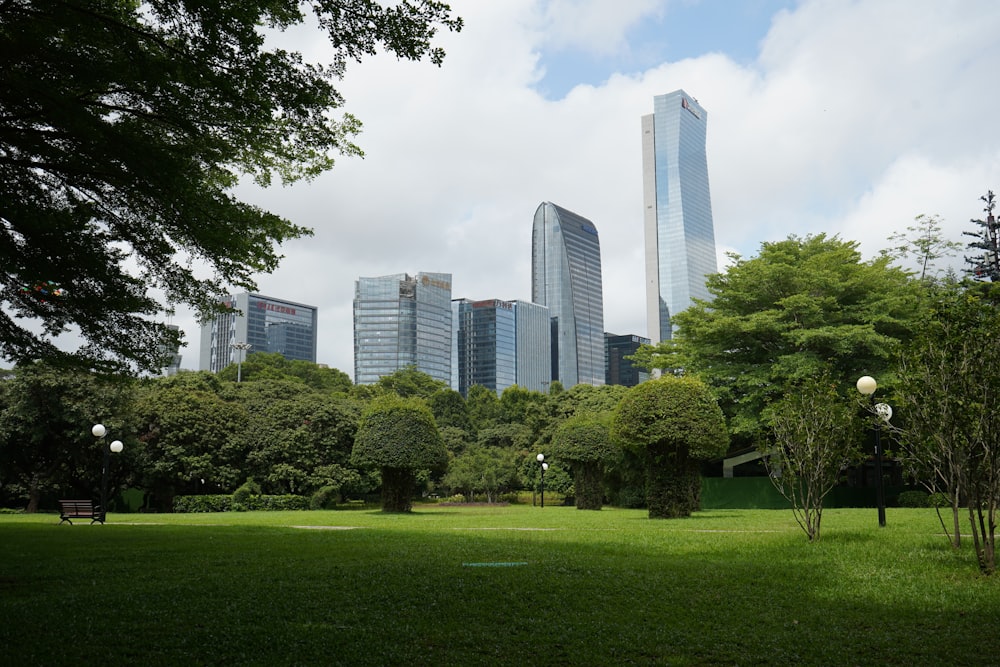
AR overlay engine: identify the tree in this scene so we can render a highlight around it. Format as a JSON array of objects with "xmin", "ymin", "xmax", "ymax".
[
  {"xmin": 217, "ymin": 352, "xmax": 352, "ymax": 393},
  {"xmin": 895, "ymin": 279, "xmax": 1000, "ymax": 573},
  {"xmin": 227, "ymin": 380, "xmax": 361, "ymax": 496},
  {"xmin": 632, "ymin": 234, "xmax": 921, "ymax": 446},
  {"xmin": 351, "ymin": 395, "xmax": 447, "ymax": 512},
  {"xmin": 0, "ymin": 1, "xmax": 461, "ymax": 373},
  {"xmin": 611, "ymin": 377, "xmax": 727, "ymax": 518},
  {"xmin": 428, "ymin": 388, "xmax": 473, "ymax": 432},
  {"xmin": 0, "ymin": 361, "xmax": 134, "ymax": 511},
  {"xmin": 133, "ymin": 376, "xmax": 248, "ymax": 509},
  {"xmin": 442, "ymin": 444, "xmax": 520, "ymax": 503},
  {"xmin": 374, "ymin": 366, "xmax": 448, "ymax": 399},
  {"xmin": 764, "ymin": 377, "xmax": 863, "ymax": 541},
  {"xmin": 964, "ymin": 191, "xmax": 1000, "ymax": 282},
  {"xmin": 549, "ymin": 413, "xmax": 616, "ymax": 510},
  {"xmin": 883, "ymin": 214, "xmax": 962, "ymax": 282}
]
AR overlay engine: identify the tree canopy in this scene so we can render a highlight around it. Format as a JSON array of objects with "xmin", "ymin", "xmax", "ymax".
[
  {"xmin": 0, "ymin": 0, "xmax": 461, "ymax": 373},
  {"xmin": 633, "ymin": 234, "xmax": 921, "ymax": 444}
]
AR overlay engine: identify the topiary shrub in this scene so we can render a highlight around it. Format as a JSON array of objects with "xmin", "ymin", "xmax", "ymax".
[
  {"xmin": 351, "ymin": 395, "xmax": 448, "ymax": 513},
  {"xmin": 612, "ymin": 376, "xmax": 727, "ymax": 519}
]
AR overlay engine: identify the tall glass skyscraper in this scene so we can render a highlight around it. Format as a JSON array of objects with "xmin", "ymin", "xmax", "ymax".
[
  {"xmin": 199, "ymin": 293, "xmax": 318, "ymax": 373},
  {"xmin": 642, "ymin": 90, "xmax": 718, "ymax": 342},
  {"xmin": 531, "ymin": 202, "xmax": 605, "ymax": 387},
  {"xmin": 353, "ymin": 272, "xmax": 452, "ymax": 385},
  {"xmin": 451, "ymin": 298, "xmax": 551, "ymax": 396}
]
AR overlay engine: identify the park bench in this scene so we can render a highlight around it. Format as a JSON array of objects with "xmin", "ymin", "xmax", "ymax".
[{"xmin": 58, "ymin": 499, "xmax": 104, "ymax": 525}]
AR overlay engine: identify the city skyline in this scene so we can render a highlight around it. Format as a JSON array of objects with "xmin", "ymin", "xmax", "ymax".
[{"xmin": 13, "ymin": 1, "xmax": 999, "ymax": 379}]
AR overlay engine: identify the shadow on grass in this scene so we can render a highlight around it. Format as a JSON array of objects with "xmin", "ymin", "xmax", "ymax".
[{"xmin": 0, "ymin": 512, "xmax": 992, "ymax": 666}]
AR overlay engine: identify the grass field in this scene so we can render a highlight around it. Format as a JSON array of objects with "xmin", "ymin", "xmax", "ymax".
[{"xmin": 2, "ymin": 505, "xmax": 998, "ymax": 666}]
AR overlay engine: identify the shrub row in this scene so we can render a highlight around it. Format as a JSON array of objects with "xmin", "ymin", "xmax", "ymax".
[{"xmin": 173, "ymin": 494, "xmax": 310, "ymax": 513}]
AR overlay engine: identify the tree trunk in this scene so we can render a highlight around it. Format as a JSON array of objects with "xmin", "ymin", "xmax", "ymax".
[
  {"xmin": 645, "ymin": 447, "xmax": 698, "ymax": 519},
  {"xmin": 573, "ymin": 462, "xmax": 604, "ymax": 510},
  {"xmin": 380, "ymin": 467, "xmax": 415, "ymax": 513}
]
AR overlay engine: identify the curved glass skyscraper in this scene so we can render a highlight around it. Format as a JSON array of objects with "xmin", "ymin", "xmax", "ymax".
[
  {"xmin": 642, "ymin": 90, "xmax": 718, "ymax": 342},
  {"xmin": 531, "ymin": 202, "xmax": 605, "ymax": 387}
]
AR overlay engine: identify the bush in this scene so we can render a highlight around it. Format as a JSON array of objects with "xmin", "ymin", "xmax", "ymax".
[
  {"xmin": 928, "ymin": 492, "xmax": 950, "ymax": 508},
  {"xmin": 897, "ymin": 490, "xmax": 930, "ymax": 508},
  {"xmin": 241, "ymin": 494, "xmax": 310, "ymax": 511},
  {"xmin": 173, "ymin": 495, "xmax": 232, "ymax": 513},
  {"xmin": 310, "ymin": 485, "xmax": 339, "ymax": 510},
  {"xmin": 232, "ymin": 480, "xmax": 262, "ymax": 511}
]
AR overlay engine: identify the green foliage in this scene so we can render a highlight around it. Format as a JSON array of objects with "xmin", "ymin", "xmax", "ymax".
[
  {"xmin": 764, "ymin": 376, "xmax": 863, "ymax": 541},
  {"xmin": 428, "ymin": 388, "xmax": 472, "ymax": 431},
  {"xmin": 635, "ymin": 234, "xmax": 922, "ymax": 444},
  {"xmin": 612, "ymin": 376, "xmax": 727, "ymax": 518},
  {"xmin": 0, "ymin": 1, "xmax": 461, "ymax": 373},
  {"xmin": 375, "ymin": 366, "xmax": 448, "ymax": 399},
  {"xmin": 882, "ymin": 214, "xmax": 962, "ymax": 282},
  {"xmin": 442, "ymin": 445, "xmax": 521, "ymax": 503},
  {"xmin": 550, "ymin": 413, "xmax": 615, "ymax": 464},
  {"xmin": 897, "ymin": 490, "xmax": 930, "ymax": 508},
  {"xmin": 352, "ymin": 395, "xmax": 447, "ymax": 512},
  {"xmin": 226, "ymin": 380, "xmax": 361, "ymax": 495},
  {"xmin": 550, "ymin": 413, "xmax": 617, "ymax": 510},
  {"xmin": 232, "ymin": 480, "xmax": 262, "ymax": 511},
  {"xmin": 218, "ymin": 353, "xmax": 352, "ymax": 393},
  {"xmin": 612, "ymin": 377, "xmax": 728, "ymax": 461},
  {"xmin": 465, "ymin": 384, "xmax": 501, "ymax": 429},
  {"xmin": 895, "ymin": 279, "xmax": 1000, "ymax": 571},
  {"xmin": 351, "ymin": 396, "xmax": 447, "ymax": 471},
  {"xmin": 172, "ymin": 495, "xmax": 233, "ymax": 513},
  {"xmin": 310, "ymin": 485, "xmax": 339, "ymax": 510},
  {"xmin": 0, "ymin": 361, "xmax": 135, "ymax": 511}
]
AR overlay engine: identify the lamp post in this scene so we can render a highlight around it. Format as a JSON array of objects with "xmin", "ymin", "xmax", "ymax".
[
  {"xmin": 230, "ymin": 341, "xmax": 252, "ymax": 382},
  {"xmin": 92, "ymin": 424, "xmax": 124, "ymax": 523},
  {"xmin": 536, "ymin": 453, "xmax": 549, "ymax": 508},
  {"xmin": 856, "ymin": 376, "xmax": 891, "ymax": 527}
]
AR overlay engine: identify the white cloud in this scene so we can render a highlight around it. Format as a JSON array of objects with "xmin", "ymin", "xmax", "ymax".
[{"xmin": 19, "ymin": 0, "xmax": 1000, "ymax": 380}]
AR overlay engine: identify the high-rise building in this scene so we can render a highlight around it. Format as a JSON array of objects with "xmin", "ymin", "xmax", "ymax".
[
  {"xmin": 605, "ymin": 333, "xmax": 651, "ymax": 387},
  {"xmin": 353, "ymin": 272, "xmax": 452, "ymax": 385},
  {"xmin": 642, "ymin": 89, "xmax": 718, "ymax": 343},
  {"xmin": 531, "ymin": 202, "xmax": 605, "ymax": 387},
  {"xmin": 452, "ymin": 298, "xmax": 551, "ymax": 397},
  {"xmin": 199, "ymin": 293, "xmax": 318, "ymax": 373}
]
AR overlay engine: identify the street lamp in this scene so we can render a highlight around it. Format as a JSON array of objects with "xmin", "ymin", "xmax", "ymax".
[
  {"xmin": 856, "ymin": 376, "xmax": 892, "ymax": 527},
  {"xmin": 536, "ymin": 453, "xmax": 549, "ymax": 508},
  {"xmin": 230, "ymin": 341, "xmax": 252, "ymax": 382},
  {"xmin": 92, "ymin": 424, "xmax": 124, "ymax": 523}
]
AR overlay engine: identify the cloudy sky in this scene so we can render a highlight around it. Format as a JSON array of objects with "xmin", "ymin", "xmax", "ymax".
[{"xmin": 172, "ymin": 0, "xmax": 1000, "ymax": 377}]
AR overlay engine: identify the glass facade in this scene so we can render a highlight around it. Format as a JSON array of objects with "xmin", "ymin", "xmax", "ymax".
[
  {"xmin": 531, "ymin": 202, "xmax": 605, "ymax": 387},
  {"xmin": 452, "ymin": 298, "xmax": 551, "ymax": 397},
  {"xmin": 605, "ymin": 333, "xmax": 651, "ymax": 387},
  {"xmin": 199, "ymin": 293, "xmax": 318, "ymax": 372},
  {"xmin": 353, "ymin": 272, "xmax": 452, "ymax": 385},
  {"xmin": 642, "ymin": 90, "xmax": 718, "ymax": 343}
]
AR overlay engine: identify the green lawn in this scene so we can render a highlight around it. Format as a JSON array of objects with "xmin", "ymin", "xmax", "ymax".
[{"xmin": 1, "ymin": 506, "xmax": 997, "ymax": 666}]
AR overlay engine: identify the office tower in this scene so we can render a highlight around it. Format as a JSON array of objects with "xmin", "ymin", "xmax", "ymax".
[
  {"xmin": 452, "ymin": 298, "xmax": 551, "ymax": 397},
  {"xmin": 642, "ymin": 89, "xmax": 718, "ymax": 343},
  {"xmin": 531, "ymin": 202, "xmax": 605, "ymax": 387},
  {"xmin": 605, "ymin": 333, "xmax": 651, "ymax": 387},
  {"xmin": 199, "ymin": 293, "xmax": 318, "ymax": 373},
  {"xmin": 160, "ymin": 323, "xmax": 182, "ymax": 376},
  {"xmin": 353, "ymin": 272, "xmax": 452, "ymax": 385},
  {"xmin": 513, "ymin": 300, "xmax": 552, "ymax": 393}
]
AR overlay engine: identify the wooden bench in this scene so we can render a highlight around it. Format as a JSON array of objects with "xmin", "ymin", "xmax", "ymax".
[{"xmin": 58, "ymin": 499, "xmax": 104, "ymax": 525}]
